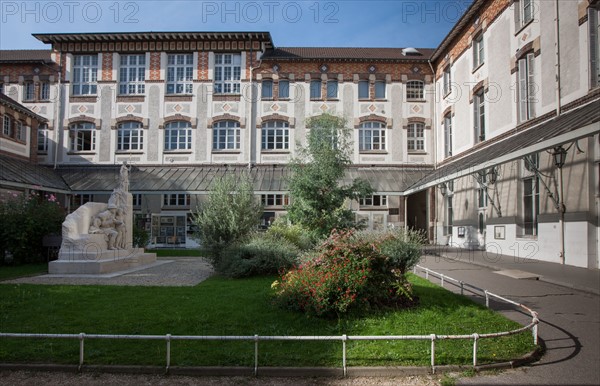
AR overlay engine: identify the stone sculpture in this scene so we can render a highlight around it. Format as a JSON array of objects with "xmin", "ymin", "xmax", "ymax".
[{"xmin": 50, "ymin": 161, "xmax": 156, "ymax": 274}]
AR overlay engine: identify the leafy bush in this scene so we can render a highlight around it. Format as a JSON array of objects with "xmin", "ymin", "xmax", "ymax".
[
  {"xmin": 193, "ymin": 173, "xmax": 262, "ymax": 260},
  {"xmin": 273, "ymin": 229, "xmax": 424, "ymax": 317},
  {"xmin": 378, "ymin": 229, "xmax": 426, "ymax": 274},
  {"xmin": 0, "ymin": 192, "xmax": 65, "ymax": 265},
  {"xmin": 265, "ymin": 217, "xmax": 317, "ymax": 251},
  {"xmin": 216, "ymin": 233, "xmax": 301, "ymax": 278},
  {"xmin": 132, "ymin": 221, "xmax": 150, "ymax": 248}
]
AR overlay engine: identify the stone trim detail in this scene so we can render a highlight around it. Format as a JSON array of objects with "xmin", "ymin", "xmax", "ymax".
[
  {"xmin": 164, "ymin": 95, "xmax": 193, "ymax": 102},
  {"xmin": 69, "ymin": 96, "xmax": 98, "ymax": 103},
  {"xmin": 257, "ymin": 114, "xmax": 295, "ymax": 128},
  {"xmin": 66, "ymin": 115, "xmax": 101, "ymax": 128},
  {"xmin": 469, "ymin": 79, "xmax": 489, "ymax": 103},
  {"xmin": 355, "ymin": 114, "xmax": 392, "ymax": 128},
  {"xmin": 213, "ymin": 94, "xmax": 241, "ymax": 102},
  {"xmin": 207, "ymin": 113, "xmax": 245, "ymax": 128},
  {"xmin": 442, "ymin": 105, "xmax": 454, "ymax": 118},
  {"xmin": 116, "ymin": 95, "xmax": 145, "ymax": 103},
  {"xmin": 159, "ymin": 114, "xmax": 197, "ymax": 129},
  {"xmin": 112, "ymin": 115, "xmax": 149, "ymax": 129}
]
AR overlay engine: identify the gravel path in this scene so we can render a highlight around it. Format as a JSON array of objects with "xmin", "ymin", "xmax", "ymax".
[
  {"xmin": 0, "ymin": 370, "xmax": 443, "ymax": 385},
  {"xmin": 2, "ymin": 257, "xmax": 214, "ymax": 286}
]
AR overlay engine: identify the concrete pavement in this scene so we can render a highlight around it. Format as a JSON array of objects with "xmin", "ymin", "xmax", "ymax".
[{"xmin": 418, "ymin": 248, "xmax": 600, "ymax": 385}]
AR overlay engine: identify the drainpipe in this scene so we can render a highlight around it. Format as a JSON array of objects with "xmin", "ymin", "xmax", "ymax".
[
  {"xmin": 53, "ymin": 51, "xmax": 63, "ymax": 169},
  {"xmin": 428, "ymin": 59, "xmax": 437, "ymax": 164},
  {"xmin": 554, "ymin": 0, "xmax": 562, "ymax": 117},
  {"xmin": 428, "ymin": 59, "xmax": 438, "ymax": 244},
  {"xmin": 248, "ymin": 53, "xmax": 262, "ymax": 168},
  {"xmin": 554, "ymin": 0, "xmax": 565, "ymax": 263}
]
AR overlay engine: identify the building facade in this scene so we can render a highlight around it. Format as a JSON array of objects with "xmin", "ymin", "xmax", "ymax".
[{"xmin": 0, "ymin": 0, "xmax": 598, "ymax": 267}]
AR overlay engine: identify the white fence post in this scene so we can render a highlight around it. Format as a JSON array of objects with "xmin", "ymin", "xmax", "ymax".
[
  {"xmin": 78, "ymin": 333, "xmax": 85, "ymax": 371},
  {"xmin": 342, "ymin": 334, "xmax": 348, "ymax": 377},
  {"xmin": 472, "ymin": 333, "xmax": 479, "ymax": 367},
  {"xmin": 430, "ymin": 334, "xmax": 436, "ymax": 373},
  {"xmin": 485, "ymin": 290, "xmax": 490, "ymax": 308},
  {"xmin": 165, "ymin": 334, "xmax": 171, "ymax": 373},
  {"xmin": 254, "ymin": 334, "xmax": 259, "ymax": 376}
]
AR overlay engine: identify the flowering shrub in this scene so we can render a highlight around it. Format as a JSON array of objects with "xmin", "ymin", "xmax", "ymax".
[
  {"xmin": 0, "ymin": 192, "xmax": 65, "ymax": 265},
  {"xmin": 273, "ymin": 229, "xmax": 423, "ymax": 317}
]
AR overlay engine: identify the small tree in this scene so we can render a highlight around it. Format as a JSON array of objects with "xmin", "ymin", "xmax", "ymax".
[
  {"xmin": 0, "ymin": 192, "xmax": 65, "ymax": 265},
  {"xmin": 193, "ymin": 173, "xmax": 262, "ymax": 259},
  {"xmin": 286, "ymin": 113, "xmax": 372, "ymax": 237}
]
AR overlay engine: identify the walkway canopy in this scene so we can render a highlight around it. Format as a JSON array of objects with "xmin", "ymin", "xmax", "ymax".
[{"xmin": 404, "ymin": 98, "xmax": 600, "ymax": 195}]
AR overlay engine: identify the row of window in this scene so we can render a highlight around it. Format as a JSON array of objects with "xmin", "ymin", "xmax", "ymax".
[
  {"xmin": 58, "ymin": 120, "xmax": 427, "ymax": 153},
  {"xmin": 76, "ymin": 192, "xmax": 388, "ymax": 210},
  {"xmin": 70, "ymin": 52, "xmax": 429, "ymax": 100},
  {"xmin": 262, "ymin": 79, "xmax": 424, "ymax": 101},
  {"xmin": 73, "ymin": 53, "xmax": 241, "ymax": 96},
  {"xmin": 1, "ymin": 115, "xmax": 27, "ymax": 142}
]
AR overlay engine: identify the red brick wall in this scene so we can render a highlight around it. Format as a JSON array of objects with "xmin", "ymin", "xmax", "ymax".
[
  {"xmin": 149, "ymin": 52, "xmax": 161, "ymax": 81},
  {"xmin": 0, "ymin": 64, "xmax": 59, "ymax": 82},
  {"xmin": 198, "ymin": 52, "xmax": 209, "ymax": 81},
  {"xmin": 101, "ymin": 52, "xmax": 113, "ymax": 81}
]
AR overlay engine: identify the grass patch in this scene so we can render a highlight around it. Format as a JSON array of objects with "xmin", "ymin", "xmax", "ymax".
[
  {"xmin": 145, "ymin": 248, "xmax": 211, "ymax": 257},
  {"xmin": 0, "ymin": 263, "xmax": 47, "ymax": 281},
  {"xmin": 0, "ymin": 274, "xmax": 536, "ymax": 367}
]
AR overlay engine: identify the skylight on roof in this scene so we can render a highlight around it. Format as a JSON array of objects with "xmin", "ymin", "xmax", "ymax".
[{"xmin": 402, "ymin": 47, "xmax": 422, "ymax": 56}]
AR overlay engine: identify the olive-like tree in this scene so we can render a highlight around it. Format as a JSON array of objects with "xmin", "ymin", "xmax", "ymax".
[
  {"xmin": 193, "ymin": 173, "xmax": 262, "ymax": 259},
  {"xmin": 286, "ymin": 113, "xmax": 372, "ymax": 237}
]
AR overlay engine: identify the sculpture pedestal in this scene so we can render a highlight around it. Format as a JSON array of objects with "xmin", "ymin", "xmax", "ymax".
[{"xmin": 48, "ymin": 248, "xmax": 157, "ymax": 275}]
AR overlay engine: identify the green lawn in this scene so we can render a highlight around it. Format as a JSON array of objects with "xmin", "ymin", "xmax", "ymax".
[
  {"xmin": 0, "ymin": 274, "xmax": 536, "ymax": 367},
  {"xmin": 0, "ymin": 263, "xmax": 47, "ymax": 281}
]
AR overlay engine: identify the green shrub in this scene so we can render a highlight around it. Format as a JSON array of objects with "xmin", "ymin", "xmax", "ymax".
[
  {"xmin": 217, "ymin": 234, "xmax": 301, "ymax": 278},
  {"xmin": 378, "ymin": 229, "xmax": 426, "ymax": 274},
  {"xmin": 265, "ymin": 217, "xmax": 317, "ymax": 251},
  {"xmin": 132, "ymin": 222, "xmax": 150, "ymax": 248},
  {"xmin": 273, "ymin": 229, "xmax": 425, "ymax": 317},
  {"xmin": 193, "ymin": 173, "xmax": 262, "ymax": 261},
  {"xmin": 0, "ymin": 192, "xmax": 65, "ymax": 265}
]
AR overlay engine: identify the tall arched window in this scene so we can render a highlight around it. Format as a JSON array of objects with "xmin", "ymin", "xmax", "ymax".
[
  {"xmin": 164, "ymin": 121, "xmax": 192, "ymax": 150},
  {"xmin": 70, "ymin": 122, "xmax": 96, "ymax": 151},
  {"xmin": 117, "ymin": 121, "xmax": 144, "ymax": 151},
  {"xmin": 261, "ymin": 121, "xmax": 289, "ymax": 150},
  {"xmin": 213, "ymin": 120, "xmax": 240, "ymax": 150},
  {"xmin": 359, "ymin": 121, "xmax": 386, "ymax": 151}
]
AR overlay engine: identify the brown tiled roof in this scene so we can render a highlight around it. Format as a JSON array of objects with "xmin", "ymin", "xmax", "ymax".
[
  {"xmin": 0, "ymin": 93, "xmax": 47, "ymax": 122},
  {"xmin": 0, "ymin": 49, "xmax": 53, "ymax": 63},
  {"xmin": 33, "ymin": 31, "xmax": 273, "ymax": 46},
  {"xmin": 262, "ymin": 47, "xmax": 435, "ymax": 61}
]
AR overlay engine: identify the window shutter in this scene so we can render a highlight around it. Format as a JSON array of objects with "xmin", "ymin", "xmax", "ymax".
[
  {"xmin": 473, "ymin": 96, "xmax": 479, "ymax": 141},
  {"xmin": 590, "ymin": 8, "xmax": 600, "ymax": 87},
  {"xmin": 514, "ymin": 0, "xmax": 521, "ymax": 31},
  {"xmin": 527, "ymin": 53, "xmax": 536, "ymax": 118},
  {"xmin": 518, "ymin": 58, "xmax": 528, "ymax": 122}
]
